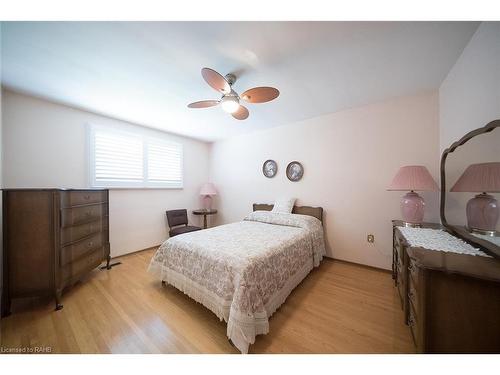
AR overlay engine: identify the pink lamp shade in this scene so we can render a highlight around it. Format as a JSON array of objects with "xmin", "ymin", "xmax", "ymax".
[
  {"xmin": 450, "ymin": 162, "xmax": 500, "ymax": 233},
  {"xmin": 387, "ymin": 166, "xmax": 438, "ymax": 226},
  {"xmin": 387, "ymin": 166, "xmax": 439, "ymax": 192},
  {"xmin": 200, "ymin": 183, "xmax": 217, "ymax": 210},
  {"xmin": 450, "ymin": 162, "xmax": 500, "ymax": 193},
  {"xmin": 200, "ymin": 182, "xmax": 218, "ymax": 196}
]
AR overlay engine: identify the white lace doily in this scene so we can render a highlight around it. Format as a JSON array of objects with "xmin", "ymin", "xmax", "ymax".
[{"xmin": 398, "ymin": 227, "xmax": 492, "ymax": 258}]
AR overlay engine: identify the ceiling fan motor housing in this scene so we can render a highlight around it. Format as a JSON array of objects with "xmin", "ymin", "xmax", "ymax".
[{"xmin": 225, "ymin": 73, "xmax": 236, "ymax": 86}]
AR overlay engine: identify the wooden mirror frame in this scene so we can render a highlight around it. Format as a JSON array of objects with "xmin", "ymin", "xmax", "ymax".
[{"xmin": 440, "ymin": 119, "xmax": 500, "ymax": 258}]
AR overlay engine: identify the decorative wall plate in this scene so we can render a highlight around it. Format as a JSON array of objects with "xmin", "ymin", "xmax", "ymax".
[
  {"xmin": 262, "ymin": 159, "xmax": 278, "ymax": 178},
  {"xmin": 286, "ymin": 161, "xmax": 304, "ymax": 182}
]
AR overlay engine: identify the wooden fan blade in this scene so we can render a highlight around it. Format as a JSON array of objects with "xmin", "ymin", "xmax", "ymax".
[
  {"xmin": 201, "ymin": 68, "xmax": 231, "ymax": 94},
  {"xmin": 240, "ymin": 87, "xmax": 279, "ymax": 103},
  {"xmin": 187, "ymin": 100, "xmax": 220, "ymax": 109},
  {"xmin": 231, "ymin": 105, "xmax": 249, "ymax": 120}
]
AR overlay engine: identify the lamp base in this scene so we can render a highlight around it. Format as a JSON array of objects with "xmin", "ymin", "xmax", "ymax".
[
  {"xmin": 203, "ymin": 195, "xmax": 213, "ymax": 210},
  {"xmin": 400, "ymin": 191, "xmax": 425, "ymax": 226},
  {"xmin": 467, "ymin": 227, "xmax": 497, "ymax": 237},
  {"xmin": 402, "ymin": 222, "xmax": 422, "ymax": 228},
  {"xmin": 466, "ymin": 193, "xmax": 499, "ymax": 232}
]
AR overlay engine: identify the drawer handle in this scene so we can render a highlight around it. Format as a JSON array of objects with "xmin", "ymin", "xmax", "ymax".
[{"xmin": 87, "ymin": 242, "xmax": 94, "ymax": 248}]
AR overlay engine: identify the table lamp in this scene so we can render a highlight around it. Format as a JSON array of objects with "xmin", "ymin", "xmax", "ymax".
[
  {"xmin": 200, "ymin": 182, "xmax": 217, "ymax": 210},
  {"xmin": 450, "ymin": 162, "xmax": 500, "ymax": 236},
  {"xmin": 387, "ymin": 165, "xmax": 439, "ymax": 227}
]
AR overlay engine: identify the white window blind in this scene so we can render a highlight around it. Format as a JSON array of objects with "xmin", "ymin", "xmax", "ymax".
[
  {"xmin": 88, "ymin": 124, "xmax": 183, "ymax": 188},
  {"xmin": 94, "ymin": 131, "xmax": 144, "ymax": 183},
  {"xmin": 147, "ymin": 139, "xmax": 183, "ymax": 183}
]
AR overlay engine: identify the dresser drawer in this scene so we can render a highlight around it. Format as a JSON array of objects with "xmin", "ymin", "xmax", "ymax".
[
  {"xmin": 61, "ymin": 247, "xmax": 103, "ymax": 281},
  {"xmin": 60, "ymin": 190, "xmax": 107, "ymax": 208},
  {"xmin": 60, "ymin": 203, "xmax": 107, "ymax": 228},
  {"xmin": 60, "ymin": 232, "xmax": 105, "ymax": 266},
  {"xmin": 60, "ymin": 220, "xmax": 107, "ymax": 245}
]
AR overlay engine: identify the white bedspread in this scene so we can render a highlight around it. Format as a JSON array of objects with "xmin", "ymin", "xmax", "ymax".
[{"xmin": 148, "ymin": 211, "xmax": 326, "ymax": 353}]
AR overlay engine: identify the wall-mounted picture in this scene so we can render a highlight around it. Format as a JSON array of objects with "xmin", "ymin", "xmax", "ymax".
[
  {"xmin": 262, "ymin": 159, "xmax": 278, "ymax": 178},
  {"xmin": 286, "ymin": 161, "xmax": 304, "ymax": 181}
]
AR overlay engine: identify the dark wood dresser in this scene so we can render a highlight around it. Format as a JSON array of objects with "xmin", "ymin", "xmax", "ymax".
[
  {"xmin": 392, "ymin": 220, "xmax": 500, "ymax": 353},
  {"xmin": 1, "ymin": 189, "xmax": 110, "ymax": 317}
]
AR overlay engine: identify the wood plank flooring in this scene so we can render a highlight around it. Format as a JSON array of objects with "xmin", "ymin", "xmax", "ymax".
[{"xmin": 0, "ymin": 249, "xmax": 415, "ymax": 353}]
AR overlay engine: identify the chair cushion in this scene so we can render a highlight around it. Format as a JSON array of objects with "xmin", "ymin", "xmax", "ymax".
[{"xmin": 169, "ymin": 225, "xmax": 201, "ymax": 237}]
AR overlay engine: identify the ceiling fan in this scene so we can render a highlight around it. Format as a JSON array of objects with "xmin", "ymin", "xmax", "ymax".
[{"xmin": 187, "ymin": 67, "xmax": 280, "ymax": 120}]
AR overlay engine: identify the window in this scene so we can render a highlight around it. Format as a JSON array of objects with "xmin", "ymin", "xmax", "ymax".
[{"xmin": 88, "ymin": 123, "xmax": 183, "ymax": 188}]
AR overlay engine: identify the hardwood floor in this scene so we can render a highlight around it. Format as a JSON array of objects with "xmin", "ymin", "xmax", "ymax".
[{"xmin": 0, "ymin": 249, "xmax": 415, "ymax": 354}]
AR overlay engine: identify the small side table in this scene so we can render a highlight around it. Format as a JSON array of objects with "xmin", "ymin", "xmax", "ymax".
[{"xmin": 193, "ymin": 209, "xmax": 218, "ymax": 229}]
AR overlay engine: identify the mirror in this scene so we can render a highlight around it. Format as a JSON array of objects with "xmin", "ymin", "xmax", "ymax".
[{"xmin": 441, "ymin": 120, "xmax": 500, "ymax": 258}]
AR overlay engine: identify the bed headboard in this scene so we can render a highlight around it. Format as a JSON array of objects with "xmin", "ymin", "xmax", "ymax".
[{"xmin": 252, "ymin": 203, "xmax": 323, "ymax": 224}]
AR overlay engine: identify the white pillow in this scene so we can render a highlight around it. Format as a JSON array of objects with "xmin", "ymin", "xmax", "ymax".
[{"xmin": 271, "ymin": 198, "xmax": 296, "ymax": 214}]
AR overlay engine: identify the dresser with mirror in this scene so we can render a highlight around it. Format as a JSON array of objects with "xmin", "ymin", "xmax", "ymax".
[{"xmin": 392, "ymin": 120, "xmax": 500, "ymax": 353}]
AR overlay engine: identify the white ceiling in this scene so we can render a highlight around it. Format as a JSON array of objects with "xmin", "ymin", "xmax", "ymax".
[{"xmin": 1, "ymin": 21, "xmax": 479, "ymax": 142}]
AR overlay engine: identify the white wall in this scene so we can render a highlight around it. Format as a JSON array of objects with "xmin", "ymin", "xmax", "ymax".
[
  {"xmin": 439, "ymin": 22, "xmax": 500, "ymax": 152},
  {"xmin": 2, "ymin": 89, "xmax": 210, "ymax": 257},
  {"xmin": 210, "ymin": 92, "xmax": 440, "ymax": 270}
]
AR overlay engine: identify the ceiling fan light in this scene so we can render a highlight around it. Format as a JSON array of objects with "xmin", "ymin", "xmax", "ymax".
[{"xmin": 220, "ymin": 96, "xmax": 240, "ymax": 114}]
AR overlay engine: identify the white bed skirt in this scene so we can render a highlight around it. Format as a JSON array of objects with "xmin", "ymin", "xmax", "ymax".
[{"xmin": 148, "ymin": 258, "xmax": 315, "ymax": 353}]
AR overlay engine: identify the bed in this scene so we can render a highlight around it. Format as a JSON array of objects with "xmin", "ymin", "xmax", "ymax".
[{"xmin": 148, "ymin": 204, "xmax": 326, "ymax": 353}]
